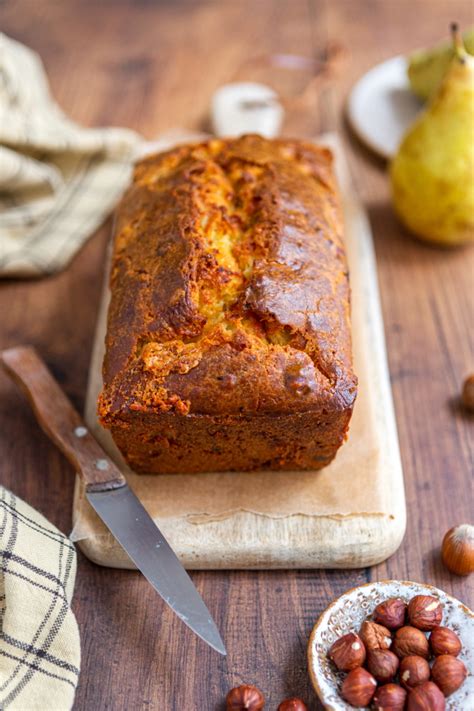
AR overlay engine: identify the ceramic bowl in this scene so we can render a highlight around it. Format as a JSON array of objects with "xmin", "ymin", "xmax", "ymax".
[{"xmin": 307, "ymin": 580, "xmax": 473, "ymax": 710}]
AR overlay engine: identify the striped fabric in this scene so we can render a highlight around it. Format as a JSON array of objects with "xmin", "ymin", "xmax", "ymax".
[
  {"xmin": 0, "ymin": 487, "xmax": 80, "ymax": 710},
  {"xmin": 0, "ymin": 32, "xmax": 141, "ymax": 277}
]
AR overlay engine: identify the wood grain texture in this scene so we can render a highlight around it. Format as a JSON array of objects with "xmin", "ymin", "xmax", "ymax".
[{"xmin": 0, "ymin": 1, "xmax": 472, "ymax": 709}]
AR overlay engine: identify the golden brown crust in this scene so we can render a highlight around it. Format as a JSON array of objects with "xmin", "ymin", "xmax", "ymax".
[{"xmin": 98, "ymin": 135, "xmax": 357, "ymax": 473}]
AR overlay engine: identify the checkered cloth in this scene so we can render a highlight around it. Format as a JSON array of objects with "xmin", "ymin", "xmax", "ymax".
[
  {"xmin": 0, "ymin": 32, "xmax": 141, "ymax": 277},
  {"xmin": 0, "ymin": 486, "xmax": 80, "ymax": 710}
]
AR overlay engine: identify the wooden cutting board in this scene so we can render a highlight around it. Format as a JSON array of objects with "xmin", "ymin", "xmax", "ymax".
[{"xmin": 72, "ymin": 134, "xmax": 406, "ymax": 569}]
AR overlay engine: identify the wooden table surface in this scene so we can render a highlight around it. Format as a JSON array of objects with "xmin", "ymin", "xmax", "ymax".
[{"xmin": 1, "ymin": 1, "xmax": 473, "ymax": 709}]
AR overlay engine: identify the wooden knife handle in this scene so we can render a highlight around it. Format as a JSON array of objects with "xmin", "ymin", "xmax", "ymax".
[{"xmin": 1, "ymin": 346, "xmax": 126, "ymax": 492}]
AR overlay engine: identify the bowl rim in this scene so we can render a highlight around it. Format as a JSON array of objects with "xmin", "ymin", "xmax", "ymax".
[{"xmin": 307, "ymin": 579, "xmax": 473, "ymax": 710}]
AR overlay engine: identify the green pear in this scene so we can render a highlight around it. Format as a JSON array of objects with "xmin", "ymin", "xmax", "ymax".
[
  {"xmin": 408, "ymin": 26, "xmax": 474, "ymax": 100},
  {"xmin": 391, "ymin": 26, "xmax": 474, "ymax": 247}
]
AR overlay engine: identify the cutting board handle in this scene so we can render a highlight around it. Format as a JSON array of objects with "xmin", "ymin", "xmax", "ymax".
[{"xmin": 1, "ymin": 346, "xmax": 126, "ymax": 492}]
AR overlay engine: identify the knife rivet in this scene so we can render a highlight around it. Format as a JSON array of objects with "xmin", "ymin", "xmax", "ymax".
[
  {"xmin": 95, "ymin": 459, "xmax": 109, "ymax": 471},
  {"xmin": 74, "ymin": 426, "xmax": 88, "ymax": 438}
]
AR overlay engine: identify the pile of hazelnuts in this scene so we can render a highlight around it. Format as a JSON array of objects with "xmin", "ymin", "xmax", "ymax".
[{"xmin": 328, "ymin": 594, "xmax": 468, "ymax": 709}]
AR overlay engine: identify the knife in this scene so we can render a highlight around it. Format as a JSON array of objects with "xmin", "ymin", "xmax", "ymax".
[{"xmin": 1, "ymin": 346, "xmax": 226, "ymax": 656}]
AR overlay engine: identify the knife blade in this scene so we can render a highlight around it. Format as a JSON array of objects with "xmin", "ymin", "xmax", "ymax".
[
  {"xmin": 1, "ymin": 345, "xmax": 226, "ymax": 656},
  {"xmin": 86, "ymin": 485, "xmax": 226, "ymax": 654}
]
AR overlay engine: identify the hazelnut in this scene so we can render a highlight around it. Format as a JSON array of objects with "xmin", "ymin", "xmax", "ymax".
[
  {"xmin": 429, "ymin": 626, "xmax": 462, "ymax": 656},
  {"xmin": 441, "ymin": 524, "xmax": 474, "ymax": 576},
  {"xmin": 328, "ymin": 632, "xmax": 366, "ymax": 671},
  {"xmin": 399, "ymin": 655, "xmax": 431, "ymax": 690},
  {"xmin": 392, "ymin": 626, "xmax": 429, "ymax": 659},
  {"xmin": 373, "ymin": 683, "xmax": 407, "ymax": 711},
  {"xmin": 407, "ymin": 681, "xmax": 446, "ymax": 710},
  {"xmin": 277, "ymin": 699, "xmax": 307, "ymax": 711},
  {"xmin": 408, "ymin": 595, "xmax": 443, "ymax": 631},
  {"xmin": 226, "ymin": 685, "xmax": 265, "ymax": 710},
  {"xmin": 359, "ymin": 620, "xmax": 392, "ymax": 650},
  {"xmin": 431, "ymin": 654, "xmax": 467, "ymax": 696},
  {"xmin": 367, "ymin": 649, "xmax": 399, "ymax": 682},
  {"xmin": 341, "ymin": 667, "xmax": 377, "ymax": 707},
  {"xmin": 373, "ymin": 598, "xmax": 407, "ymax": 630},
  {"xmin": 461, "ymin": 373, "xmax": 474, "ymax": 411}
]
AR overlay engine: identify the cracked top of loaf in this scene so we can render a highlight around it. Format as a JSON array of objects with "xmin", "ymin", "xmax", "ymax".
[{"xmin": 99, "ymin": 134, "xmax": 357, "ymax": 421}]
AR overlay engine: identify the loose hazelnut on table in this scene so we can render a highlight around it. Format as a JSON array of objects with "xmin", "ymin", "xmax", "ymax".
[
  {"xmin": 399, "ymin": 655, "xmax": 430, "ymax": 690},
  {"xmin": 373, "ymin": 598, "xmax": 407, "ymax": 630},
  {"xmin": 407, "ymin": 681, "xmax": 446, "ymax": 710},
  {"xmin": 226, "ymin": 685, "xmax": 265, "ymax": 710},
  {"xmin": 431, "ymin": 654, "xmax": 468, "ymax": 696},
  {"xmin": 429, "ymin": 626, "xmax": 462, "ymax": 656},
  {"xmin": 461, "ymin": 373, "xmax": 474, "ymax": 411},
  {"xmin": 441, "ymin": 524, "xmax": 474, "ymax": 576},
  {"xmin": 341, "ymin": 667, "xmax": 377, "ymax": 707},
  {"xmin": 408, "ymin": 595, "xmax": 443, "ymax": 631},
  {"xmin": 366, "ymin": 649, "xmax": 399, "ymax": 683},
  {"xmin": 392, "ymin": 626, "xmax": 429, "ymax": 659},
  {"xmin": 328, "ymin": 632, "xmax": 366, "ymax": 671},
  {"xmin": 373, "ymin": 683, "xmax": 407, "ymax": 711},
  {"xmin": 359, "ymin": 620, "xmax": 392, "ymax": 650},
  {"xmin": 277, "ymin": 699, "xmax": 307, "ymax": 711}
]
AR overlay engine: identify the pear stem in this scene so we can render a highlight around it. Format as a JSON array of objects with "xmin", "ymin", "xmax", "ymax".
[{"xmin": 450, "ymin": 22, "xmax": 466, "ymax": 60}]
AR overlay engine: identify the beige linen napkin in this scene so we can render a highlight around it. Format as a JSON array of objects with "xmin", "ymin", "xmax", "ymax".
[
  {"xmin": 0, "ymin": 32, "xmax": 141, "ymax": 277},
  {"xmin": 0, "ymin": 486, "xmax": 80, "ymax": 710}
]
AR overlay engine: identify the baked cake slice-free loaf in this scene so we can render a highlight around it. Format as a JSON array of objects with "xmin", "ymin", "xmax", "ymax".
[{"xmin": 98, "ymin": 134, "xmax": 357, "ymax": 473}]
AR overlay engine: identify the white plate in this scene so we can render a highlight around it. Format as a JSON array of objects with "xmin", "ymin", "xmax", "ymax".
[
  {"xmin": 308, "ymin": 580, "xmax": 474, "ymax": 710},
  {"xmin": 347, "ymin": 56, "xmax": 423, "ymax": 160}
]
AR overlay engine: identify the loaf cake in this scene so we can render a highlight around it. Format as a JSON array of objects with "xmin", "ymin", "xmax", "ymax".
[{"xmin": 98, "ymin": 135, "xmax": 357, "ymax": 473}]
